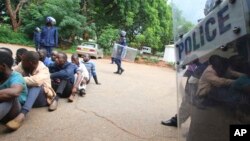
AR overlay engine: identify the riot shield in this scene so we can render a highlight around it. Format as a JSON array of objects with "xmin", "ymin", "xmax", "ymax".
[
  {"xmin": 112, "ymin": 43, "xmax": 138, "ymax": 62},
  {"xmin": 172, "ymin": 0, "xmax": 250, "ymax": 141}
]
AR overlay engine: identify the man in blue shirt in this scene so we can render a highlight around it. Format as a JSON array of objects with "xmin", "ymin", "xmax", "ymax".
[
  {"xmin": 83, "ymin": 54, "xmax": 101, "ymax": 85},
  {"xmin": 0, "ymin": 51, "xmax": 27, "ymax": 129},
  {"xmin": 38, "ymin": 49, "xmax": 53, "ymax": 67},
  {"xmin": 40, "ymin": 16, "xmax": 58, "ymax": 57},
  {"xmin": 49, "ymin": 52, "xmax": 77, "ymax": 98}
]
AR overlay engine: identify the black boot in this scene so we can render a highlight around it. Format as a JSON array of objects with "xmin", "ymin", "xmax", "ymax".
[
  {"xmin": 161, "ymin": 116, "xmax": 177, "ymax": 127},
  {"xmin": 114, "ymin": 70, "xmax": 120, "ymax": 74},
  {"xmin": 119, "ymin": 68, "xmax": 124, "ymax": 75}
]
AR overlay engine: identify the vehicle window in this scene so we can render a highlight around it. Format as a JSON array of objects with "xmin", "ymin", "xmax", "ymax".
[{"xmin": 83, "ymin": 44, "xmax": 95, "ymax": 48}]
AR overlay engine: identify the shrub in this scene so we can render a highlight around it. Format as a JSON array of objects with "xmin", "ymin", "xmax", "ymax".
[
  {"xmin": 0, "ymin": 24, "xmax": 33, "ymax": 46},
  {"xmin": 155, "ymin": 52, "xmax": 164, "ymax": 58}
]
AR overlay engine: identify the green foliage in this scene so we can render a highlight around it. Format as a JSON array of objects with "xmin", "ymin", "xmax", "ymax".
[
  {"xmin": 20, "ymin": 0, "xmax": 91, "ymax": 41},
  {"xmin": 93, "ymin": 0, "xmax": 173, "ymax": 52},
  {"xmin": 0, "ymin": 24, "xmax": 33, "ymax": 46},
  {"xmin": 133, "ymin": 34, "xmax": 145, "ymax": 49},
  {"xmin": 155, "ymin": 52, "xmax": 164, "ymax": 58},
  {"xmin": 3, "ymin": 0, "xmax": 176, "ymax": 54},
  {"xmin": 97, "ymin": 25, "xmax": 119, "ymax": 52},
  {"xmin": 141, "ymin": 55, "xmax": 160, "ymax": 64},
  {"xmin": 55, "ymin": 45, "xmax": 77, "ymax": 54},
  {"xmin": 172, "ymin": 4, "xmax": 195, "ymax": 41}
]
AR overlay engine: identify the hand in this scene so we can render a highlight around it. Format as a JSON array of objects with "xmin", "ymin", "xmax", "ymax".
[
  {"xmin": 72, "ymin": 87, "xmax": 77, "ymax": 94},
  {"xmin": 55, "ymin": 79, "xmax": 61, "ymax": 83}
]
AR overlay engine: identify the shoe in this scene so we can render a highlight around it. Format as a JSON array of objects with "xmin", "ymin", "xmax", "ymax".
[
  {"xmin": 79, "ymin": 89, "xmax": 86, "ymax": 96},
  {"xmin": 119, "ymin": 69, "xmax": 124, "ymax": 75},
  {"xmin": 113, "ymin": 71, "xmax": 119, "ymax": 74},
  {"xmin": 6, "ymin": 113, "xmax": 25, "ymax": 131},
  {"xmin": 161, "ymin": 118, "xmax": 177, "ymax": 127},
  {"xmin": 48, "ymin": 98, "xmax": 58, "ymax": 111},
  {"xmin": 68, "ymin": 94, "xmax": 75, "ymax": 102}
]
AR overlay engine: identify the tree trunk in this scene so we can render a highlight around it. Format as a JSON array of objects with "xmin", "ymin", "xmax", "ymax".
[{"xmin": 5, "ymin": 0, "xmax": 27, "ymax": 32}]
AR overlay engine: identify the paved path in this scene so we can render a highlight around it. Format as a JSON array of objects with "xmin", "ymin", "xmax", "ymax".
[{"xmin": 0, "ymin": 43, "xmax": 178, "ymax": 141}]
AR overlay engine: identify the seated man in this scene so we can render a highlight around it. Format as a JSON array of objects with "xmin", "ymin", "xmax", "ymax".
[
  {"xmin": 49, "ymin": 52, "xmax": 77, "ymax": 99},
  {"xmin": 82, "ymin": 54, "xmax": 101, "ymax": 85},
  {"xmin": 51, "ymin": 50, "xmax": 58, "ymax": 62},
  {"xmin": 38, "ymin": 49, "xmax": 53, "ymax": 67},
  {"xmin": 0, "ymin": 52, "xmax": 27, "ymax": 129},
  {"xmin": 15, "ymin": 48, "xmax": 28, "ymax": 65},
  {"xmin": 71, "ymin": 54, "xmax": 89, "ymax": 96},
  {"xmin": 0, "ymin": 47, "xmax": 13, "ymax": 56},
  {"xmin": 6, "ymin": 51, "xmax": 58, "ymax": 130}
]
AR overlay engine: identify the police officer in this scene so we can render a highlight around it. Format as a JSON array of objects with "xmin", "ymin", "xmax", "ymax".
[
  {"xmin": 114, "ymin": 30, "xmax": 127, "ymax": 75},
  {"xmin": 40, "ymin": 16, "xmax": 58, "ymax": 57}
]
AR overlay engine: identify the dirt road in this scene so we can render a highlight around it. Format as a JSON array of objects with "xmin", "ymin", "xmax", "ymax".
[{"xmin": 0, "ymin": 43, "xmax": 177, "ymax": 141}]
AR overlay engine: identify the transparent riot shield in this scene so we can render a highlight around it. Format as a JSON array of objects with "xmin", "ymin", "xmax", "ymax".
[
  {"xmin": 112, "ymin": 43, "xmax": 138, "ymax": 62},
  {"xmin": 172, "ymin": 0, "xmax": 250, "ymax": 141}
]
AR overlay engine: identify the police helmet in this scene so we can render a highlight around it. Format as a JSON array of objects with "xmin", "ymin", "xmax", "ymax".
[
  {"xmin": 120, "ymin": 30, "xmax": 126, "ymax": 37},
  {"xmin": 46, "ymin": 16, "xmax": 56, "ymax": 25},
  {"xmin": 35, "ymin": 27, "xmax": 41, "ymax": 32}
]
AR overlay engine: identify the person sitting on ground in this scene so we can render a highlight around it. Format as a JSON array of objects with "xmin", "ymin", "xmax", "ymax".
[
  {"xmin": 6, "ymin": 51, "xmax": 58, "ymax": 130},
  {"xmin": 51, "ymin": 50, "xmax": 58, "ymax": 62},
  {"xmin": 196, "ymin": 55, "xmax": 243, "ymax": 97},
  {"xmin": 49, "ymin": 52, "xmax": 77, "ymax": 99},
  {"xmin": 232, "ymin": 63, "xmax": 250, "ymax": 93},
  {"xmin": 15, "ymin": 48, "xmax": 28, "ymax": 65},
  {"xmin": 67, "ymin": 54, "xmax": 89, "ymax": 102},
  {"xmin": 38, "ymin": 49, "xmax": 53, "ymax": 67},
  {"xmin": 82, "ymin": 54, "xmax": 101, "ymax": 85},
  {"xmin": 71, "ymin": 53, "xmax": 89, "ymax": 96},
  {"xmin": 0, "ymin": 47, "xmax": 13, "ymax": 57},
  {"xmin": 0, "ymin": 52, "xmax": 27, "ymax": 130}
]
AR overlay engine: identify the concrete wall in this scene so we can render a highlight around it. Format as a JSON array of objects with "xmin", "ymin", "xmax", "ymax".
[{"xmin": 163, "ymin": 44, "xmax": 176, "ymax": 63}]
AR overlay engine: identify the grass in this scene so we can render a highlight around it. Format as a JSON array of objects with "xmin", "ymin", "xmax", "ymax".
[{"xmin": 0, "ymin": 24, "xmax": 33, "ymax": 46}]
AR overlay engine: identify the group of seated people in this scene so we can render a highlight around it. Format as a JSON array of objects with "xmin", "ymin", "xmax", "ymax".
[
  {"xmin": 0, "ymin": 47, "xmax": 100, "ymax": 131},
  {"xmin": 162, "ymin": 54, "xmax": 250, "ymax": 127}
]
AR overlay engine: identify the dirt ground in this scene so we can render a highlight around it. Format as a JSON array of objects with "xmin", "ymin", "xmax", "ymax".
[{"xmin": 0, "ymin": 43, "xmax": 178, "ymax": 141}]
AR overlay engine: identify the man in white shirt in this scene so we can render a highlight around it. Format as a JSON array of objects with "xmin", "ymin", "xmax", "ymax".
[{"xmin": 70, "ymin": 54, "xmax": 89, "ymax": 98}]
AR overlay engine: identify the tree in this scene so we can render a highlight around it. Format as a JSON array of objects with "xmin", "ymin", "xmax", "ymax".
[
  {"xmin": 131, "ymin": 34, "xmax": 145, "ymax": 49},
  {"xmin": 2, "ymin": 0, "xmax": 174, "ymax": 52},
  {"xmin": 92, "ymin": 0, "xmax": 173, "ymax": 52},
  {"xmin": 97, "ymin": 25, "xmax": 118, "ymax": 53},
  {"xmin": 20, "ymin": 0, "xmax": 91, "ymax": 43},
  {"xmin": 172, "ymin": 4, "xmax": 194, "ymax": 41},
  {"xmin": 5, "ymin": 0, "xmax": 27, "ymax": 31}
]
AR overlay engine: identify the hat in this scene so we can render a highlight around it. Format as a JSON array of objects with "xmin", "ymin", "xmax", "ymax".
[
  {"xmin": 35, "ymin": 27, "xmax": 41, "ymax": 32},
  {"xmin": 46, "ymin": 16, "xmax": 56, "ymax": 25},
  {"xmin": 120, "ymin": 30, "xmax": 126, "ymax": 37}
]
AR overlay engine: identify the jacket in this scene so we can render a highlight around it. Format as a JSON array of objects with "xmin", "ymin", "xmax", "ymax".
[
  {"xmin": 40, "ymin": 26, "xmax": 58, "ymax": 47},
  {"xmin": 14, "ymin": 61, "xmax": 56, "ymax": 104}
]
